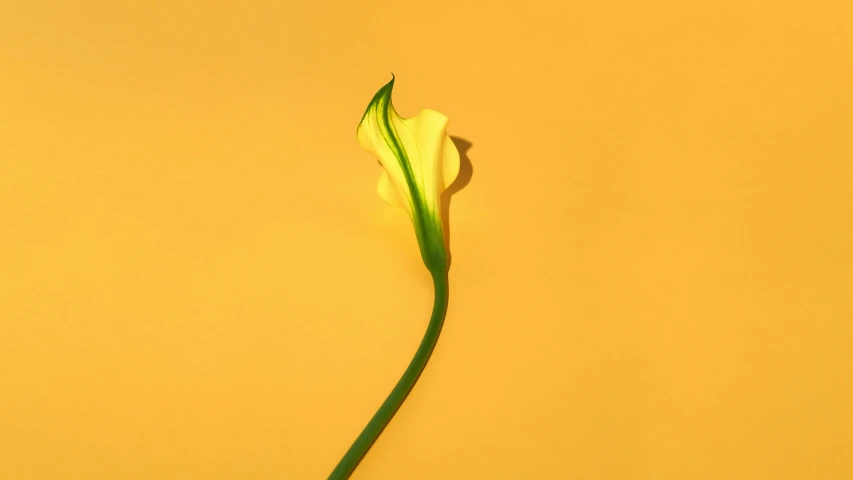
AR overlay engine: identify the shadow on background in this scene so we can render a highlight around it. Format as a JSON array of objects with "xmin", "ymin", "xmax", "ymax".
[{"xmin": 442, "ymin": 136, "xmax": 473, "ymax": 269}]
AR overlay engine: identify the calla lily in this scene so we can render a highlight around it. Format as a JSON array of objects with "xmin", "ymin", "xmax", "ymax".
[
  {"xmin": 356, "ymin": 75, "xmax": 460, "ymax": 274},
  {"xmin": 328, "ymin": 76, "xmax": 460, "ymax": 480}
]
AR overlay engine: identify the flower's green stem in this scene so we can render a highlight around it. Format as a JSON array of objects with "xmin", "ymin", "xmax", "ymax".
[{"xmin": 328, "ymin": 271, "xmax": 450, "ymax": 480}]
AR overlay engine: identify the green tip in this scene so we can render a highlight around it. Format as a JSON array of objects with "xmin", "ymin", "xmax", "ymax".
[{"xmin": 359, "ymin": 75, "xmax": 396, "ymax": 127}]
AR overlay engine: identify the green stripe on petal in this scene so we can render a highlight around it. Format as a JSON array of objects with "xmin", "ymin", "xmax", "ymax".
[{"xmin": 357, "ymin": 76, "xmax": 460, "ymax": 274}]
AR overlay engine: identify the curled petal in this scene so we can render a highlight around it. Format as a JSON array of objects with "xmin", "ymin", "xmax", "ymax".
[{"xmin": 357, "ymin": 76, "xmax": 459, "ymax": 273}]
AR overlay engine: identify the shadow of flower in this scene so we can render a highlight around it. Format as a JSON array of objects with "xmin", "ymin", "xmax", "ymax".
[{"xmin": 441, "ymin": 136, "xmax": 473, "ymax": 269}]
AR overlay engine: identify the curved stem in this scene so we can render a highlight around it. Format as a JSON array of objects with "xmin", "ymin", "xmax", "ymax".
[{"xmin": 328, "ymin": 271, "xmax": 449, "ymax": 480}]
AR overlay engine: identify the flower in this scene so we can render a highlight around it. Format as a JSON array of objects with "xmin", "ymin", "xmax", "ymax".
[
  {"xmin": 330, "ymin": 75, "xmax": 459, "ymax": 480},
  {"xmin": 356, "ymin": 75, "xmax": 460, "ymax": 274}
]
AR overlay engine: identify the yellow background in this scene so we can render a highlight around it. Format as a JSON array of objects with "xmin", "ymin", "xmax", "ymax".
[{"xmin": 2, "ymin": 1, "xmax": 852, "ymax": 478}]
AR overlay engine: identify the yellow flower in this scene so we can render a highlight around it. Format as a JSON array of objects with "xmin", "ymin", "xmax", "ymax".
[
  {"xmin": 329, "ymin": 76, "xmax": 458, "ymax": 480},
  {"xmin": 356, "ymin": 75, "xmax": 460, "ymax": 274}
]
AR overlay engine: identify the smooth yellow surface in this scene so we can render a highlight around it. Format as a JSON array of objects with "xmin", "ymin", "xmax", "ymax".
[{"xmin": 1, "ymin": 1, "xmax": 852, "ymax": 479}]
